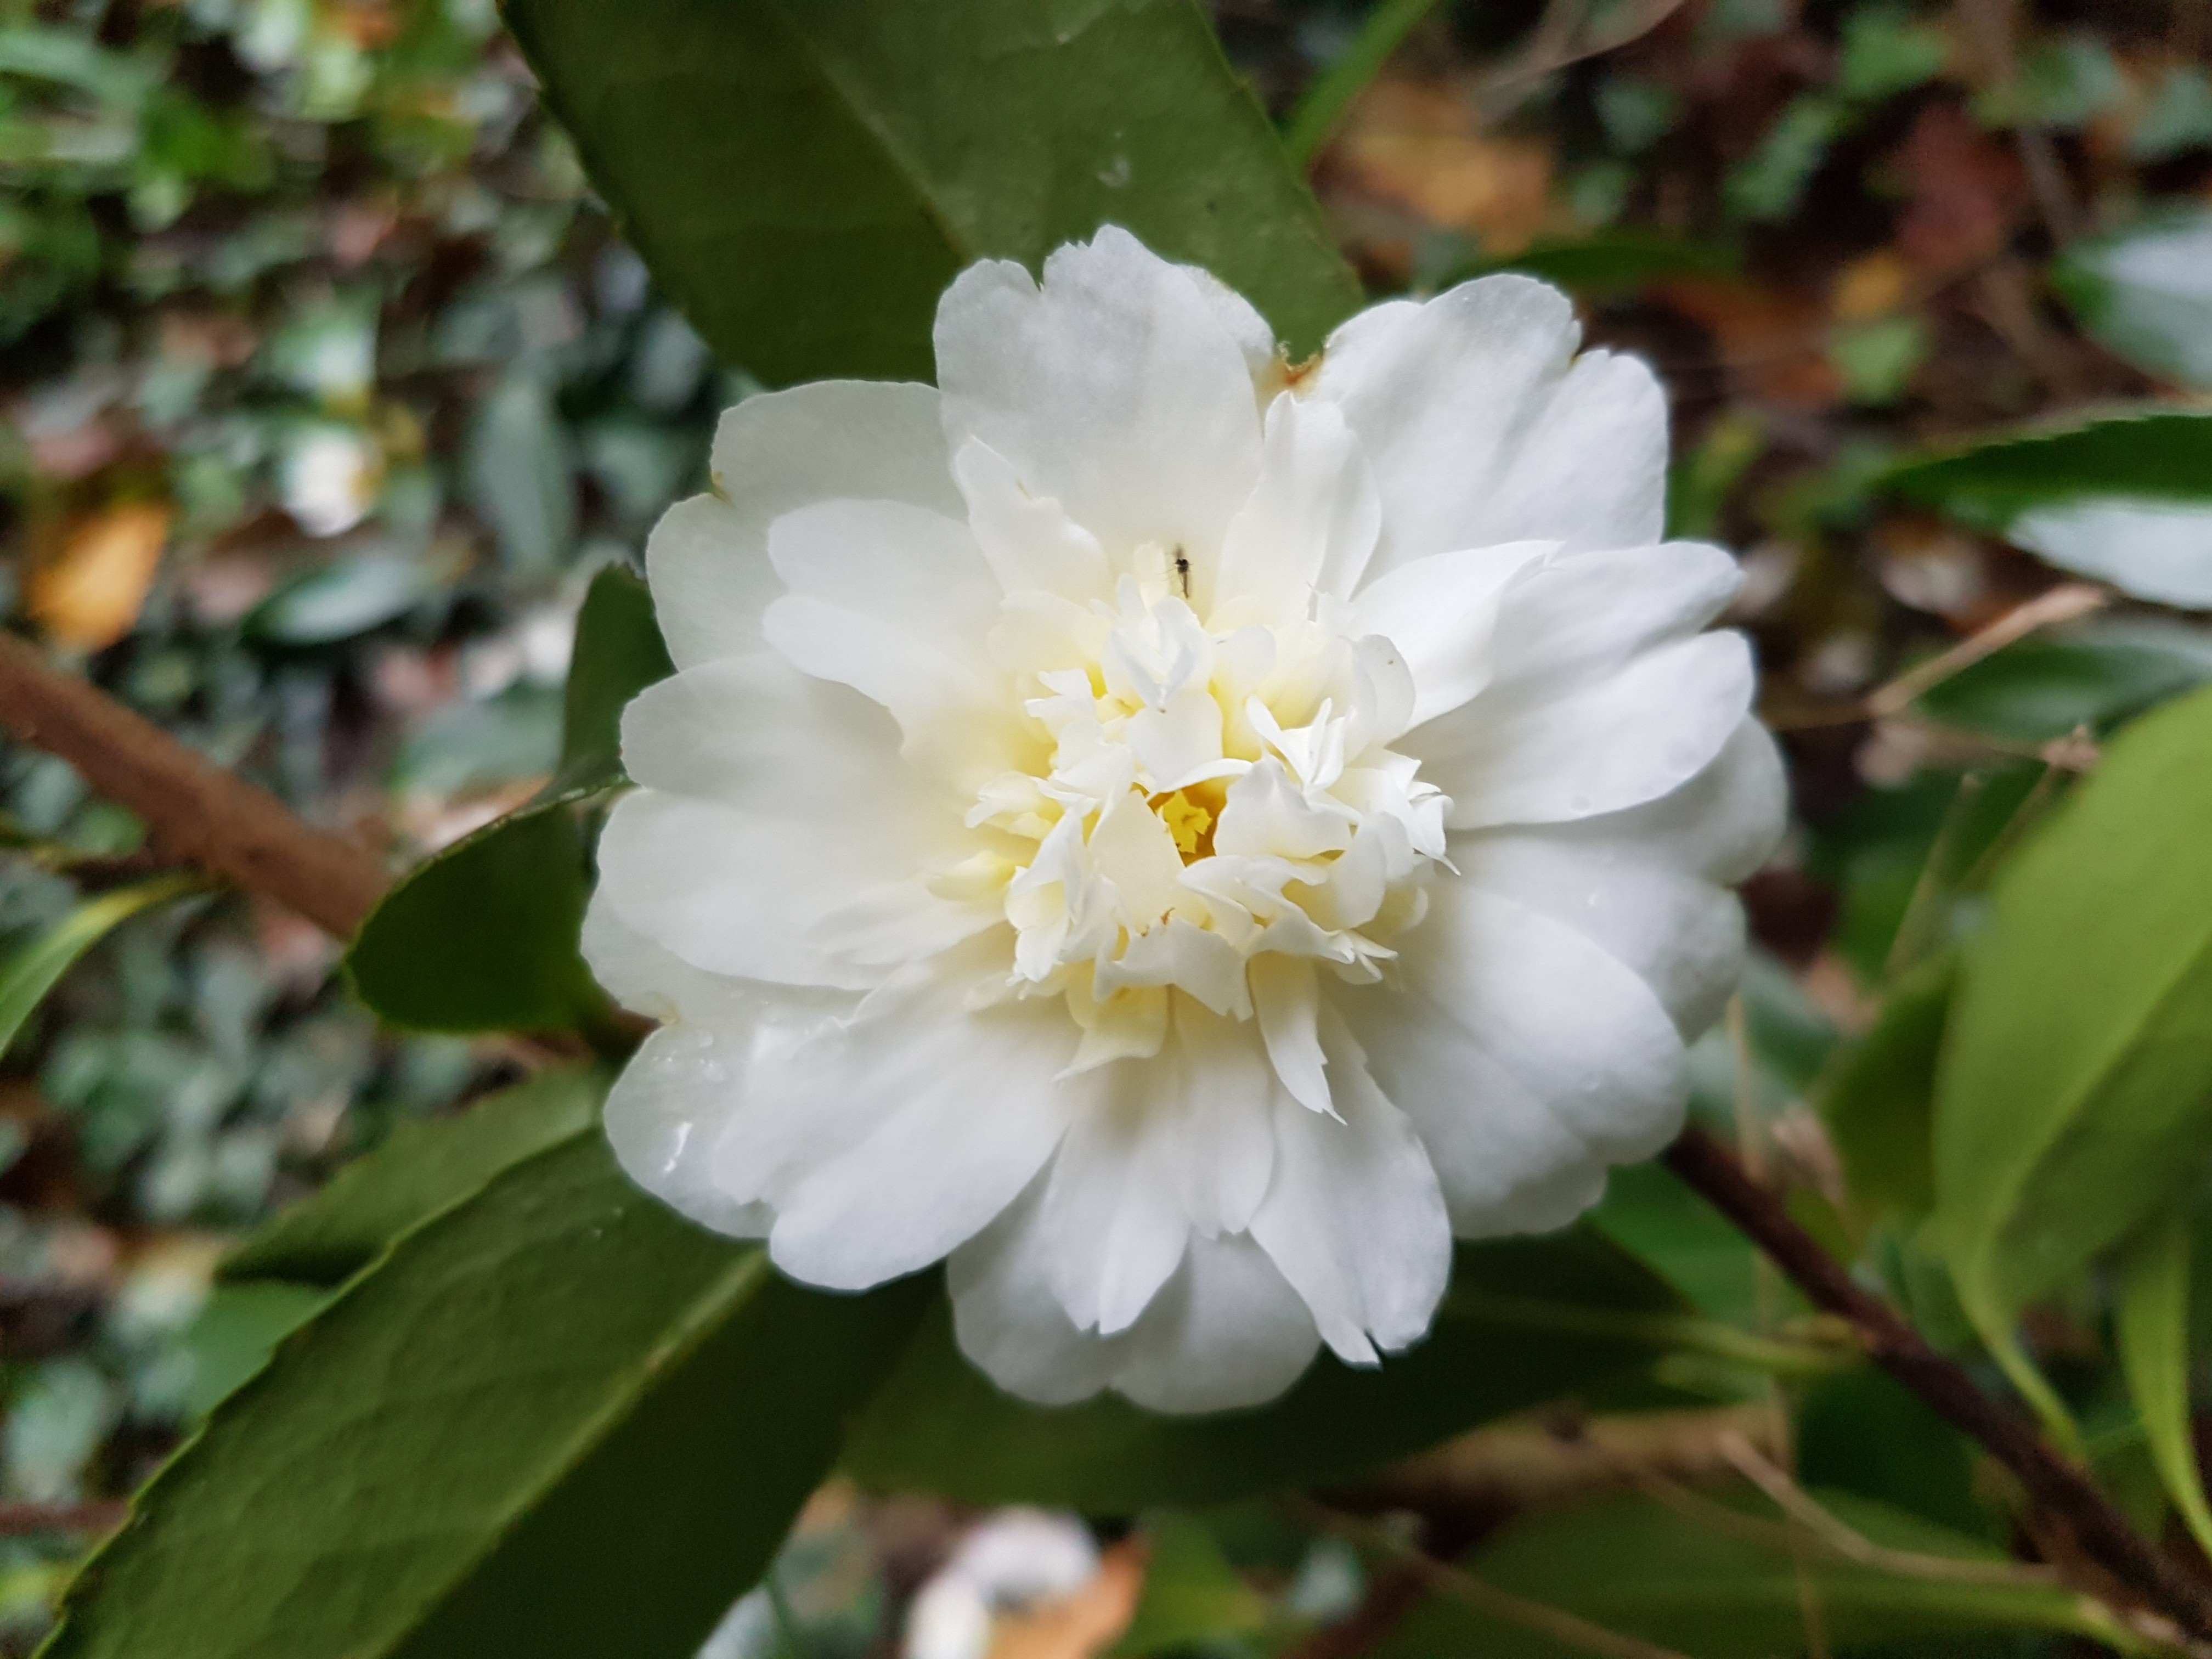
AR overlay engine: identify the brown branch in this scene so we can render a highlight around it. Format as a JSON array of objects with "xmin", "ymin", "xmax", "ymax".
[
  {"xmin": 0, "ymin": 632, "xmax": 388, "ymax": 939},
  {"xmin": 1662, "ymin": 1124, "xmax": 2212, "ymax": 1642}
]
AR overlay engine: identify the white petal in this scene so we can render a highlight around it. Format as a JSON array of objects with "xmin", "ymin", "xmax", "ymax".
[
  {"xmin": 1342, "ymin": 881, "xmax": 1685, "ymax": 1237},
  {"xmin": 1414, "ymin": 631, "xmax": 1754, "ymax": 830},
  {"xmin": 1152, "ymin": 995, "xmax": 1278, "ymax": 1235},
  {"xmin": 948, "ymin": 1187, "xmax": 1322, "ymax": 1413},
  {"xmin": 1348, "ymin": 541, "xmax": 1556, "ymax": 729},
  {"xmin": 761, "ymin": 595, "xmax": 1020, "ymax": 788},
  {"xmin": 767, "ymin": 499, "xmax": 1000, "ymax": 639},
  {"xmin": 1213, "ymin": 393, "xmax": 1380, "ymax": 619},
  {"xmin": 1454, "ymin": 718, "xmax": 1785, "ymax": 1035},
  {"xmin": 589, "ymin": 918, "xmax": 858, "ymax": 1240},
  {"xmin": 605, "ymin": 655, "xmax": 984, "ymax": 987},
  {"xmin": 1483, "ymin": 541, "xmax": 1743, "ymax": 701},
  {"xmin": 949, "ymin": 1177, "xmax": 1125, "ymax": 1406},
  {"xmin": 935, "ymin": 227, "xmax": 1264, "ymax": 565},
  {"xmin": 1248, "ymin": 1008, "xmax": 1452, "ymax": 1363},
  {"xmin": 1110, "ymin": 1233, "xmax": 1322, "ymax": 1413},
  {"xmin": 1040, "ymin": 1088, "xmax": 1190, "ymax": 1336},
  {"xmin": 755, "ymin": 955, "xmax": 1093, "ymax": 1290},
  {"xmin": 651, "ymin": 381, "xmax": 962, "ymax": 669},
  {"xmin": 1251, "ymin": 953, "xmax": 1331, "ymax": 1114},
  {"xmin": 582, "ymin": 886, "xmax": 757, "ymax": 1025},
  {"xmin": 599, "ymin": 793, "xmax": 909, "ymax": 990},
  {"xmin": 952, "ymin": 439, "xmax": 1112, "ymax": 601},
  {"xmin": 1313, "ymin": 276, "xmax": 1666, "ymax": 575},
  {"xmin": 1179, "ymin": 263, "xmax": 1278, "ymax": 387}
]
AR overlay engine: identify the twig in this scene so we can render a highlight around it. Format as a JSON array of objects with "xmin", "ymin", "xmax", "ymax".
[
  {"xmin": 1768, "ymin": 583, "xmax": 2109, "ymax": 732},
  {"xmin": 1865, "ymin": 583, "xmax": 2108, "ymax": 717},
  {"xmin": 1714, "ymin": 1431, "xmax": 2059, "ymax": 1588},
  {"xmin": 0, "ymin": 633, "xmax": 388, "ymax": 939},
  {"xmin": 1661, "ymin": 1123, "xmax": 2212, "ymax": 1643},
  {"xmin": 1289, "ymin": 1498, "xmax": 1696, "ymax": 1659}
]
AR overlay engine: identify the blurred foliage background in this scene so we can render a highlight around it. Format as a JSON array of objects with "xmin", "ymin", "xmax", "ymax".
[{"xmin": 4, "ymin": 0, "xmax": 2212, "ymax": 1651}]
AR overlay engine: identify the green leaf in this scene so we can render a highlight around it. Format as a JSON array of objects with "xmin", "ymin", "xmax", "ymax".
[
  {"xmin": 1368, "ymin": 1488, "xmax": 2143, "ymax": 1659},
  {"xmin": 42, "ymin": 1135, "xmax": 933, "ymax": 1659},
  {"xmin": 1795, "ymin": 1367, "xmax": 1988, "ymax": 1538},
  {"xmin": 1590, "ymin": 1162, "xmax": 1762, "ymax": 1324},
  {"xmin": 244, "ymin": 551, "xmax": 449, "ymax": 646},
  {"xmin": 1816, "ymin": 951, "xmax": 1955, "ymax": 1224},
  {"xmin": 2115, "ymin": 1211, "xmax": 2212, "ymax": 1560},
  {"xmin": 222, "ymin": 1066, "xmax": 607, "ymax": 1286},
  {"xmin": 556, "ymin": 564, "xmax": 673, "ymax": 792},
  {"xmin": 343, "ymin": 795, "xmax": 606, "ymax": 1035},
  {"xmin": 1446, "ymin": 230, "xmax": 1737, "ymax": 296},
  {"xmin": 1916, "ymin": 617, "xmax": 2212, "ymax": 744},
  {"xmin": 846, "ymin": 1230, "xmax": 1694, "ymax": 1510},
  {"xmin": 1111, "ymin": 1513, "xmax": 1268, "ymax": 1656},
  {"xmin": 1282, "ymin": 0, "xmax": 1441, "ymax": 164},
  {"xmin": 1881, "ymin": 409, "xmax": 2212, "ymax": 608},
  {"xmin": 501, "ymin": 0, "xmax": 1361, "ymax": 385},
  {"xmin": 1932, "ymin": 684, "xmax": 2212, "ymax": 1421},
  {"xmin": 0, "ymin": 873, "xmax": 205, "ymax": 1058},
  {"xmin": 1883, "ymin": 408, "xmax": 2212, "ymax": 532},
  {"xmin": 177, "ymin": 1283, "xmax": 331, "ymax": 1417},
  {"xmin": 2053, "ymin": 208, "xmax": 2212, "ymax": 388},
  {"xmin": 466, "ymin": 368, "xmax": 575, "ymax": 574}
]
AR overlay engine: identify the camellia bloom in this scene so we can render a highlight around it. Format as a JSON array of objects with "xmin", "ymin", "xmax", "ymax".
[{"xmin": 586, "ymin": 228, "xmax": 1784, "ymax": 1413}]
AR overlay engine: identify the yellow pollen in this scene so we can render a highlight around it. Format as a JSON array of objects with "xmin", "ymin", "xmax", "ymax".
[{"xmin": 1154, "ymin": 788, "xmax": 1216, "ymax": 861}]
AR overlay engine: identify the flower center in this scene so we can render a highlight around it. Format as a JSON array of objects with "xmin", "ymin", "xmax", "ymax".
[{"xmin": 946, "ymin": 578, "xmax": 1450, "ymax": 1070}]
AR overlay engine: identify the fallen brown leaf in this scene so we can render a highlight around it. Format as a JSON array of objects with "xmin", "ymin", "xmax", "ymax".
[{"xmin": 28, "ymin": 501, "xmax": 173, "ymax": 651}]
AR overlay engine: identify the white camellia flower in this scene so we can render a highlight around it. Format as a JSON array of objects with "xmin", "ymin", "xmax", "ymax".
[{"xmin": 586, "ymin": 228, "xmax": 1785, "ymax": 1414}]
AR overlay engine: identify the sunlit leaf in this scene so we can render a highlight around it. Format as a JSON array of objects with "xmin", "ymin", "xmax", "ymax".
[
  {"xmin": 1931, "ymin": 684, "xmax": 2212, "ymax": 1431},
  {"xmin": 2115, "ymin": 1212, "xmax": 2212, "ymax": 1560}
]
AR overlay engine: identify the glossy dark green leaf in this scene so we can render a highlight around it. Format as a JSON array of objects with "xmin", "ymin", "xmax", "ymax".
[
  {"xmin": 42, "ymin": 1135, "xmax": 933, "ymax": 1659},
  {"xmin": 2052, "ymin": 209, "xmax": 2212, "ymax": 389},
  {"xmin": 501, "ymin": 0, "xmax": 1361, "ymax": 385},
  {"xmin": 1368, "ymin": 1488, "xmax": 2140, "ymax": 1659},
  {"xmin": 1916, "ymin": 618, "xmax": 2212, "ymax": 743},
  {"xmin": 178, "ymin": 1282, "xmax": 331, "ymax": 1417},
  {"xmin": 1883, "ymin": 409, "xmax": 2212, "ymax": 533},
  {"xmin": 1932, "ymin": 685, "xmax": 2212, "ymax": 1406},
  {"xmin": 1816, "ymin": 951, "xmax": 1955, "ymax": 1224},
  {"xmin": 2115, "ymin": 1212, "xmax": 2212, "ymax": 1559},
  {"xmin": 0, "ymin": 873, "xmax": 204, "ymax": 1057},
  {"xmin": 344, "ymin": 795, "xmax": 606, "ymax": 1034},
  {"xmin": 222, "ymin": 1066, "xmax": 606, "ymax": 1286},
  {"xmin": 1881, "ymin": 409, "xmax": 2212, "ymax": 607},
  {"xmin": 556, "ymin": 565, "xmax": 673, "ymax": 792},
  {"xmin": 846, "ymin": 1230, "xmax": 1690, "ymax": 1510}
]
